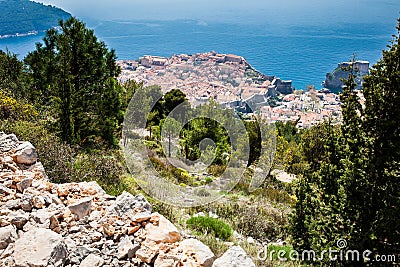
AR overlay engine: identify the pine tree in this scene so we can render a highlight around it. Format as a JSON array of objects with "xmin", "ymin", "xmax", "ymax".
[{"xmin": 25, "ymin": 17, "xmax": 122, "ymax": 146}]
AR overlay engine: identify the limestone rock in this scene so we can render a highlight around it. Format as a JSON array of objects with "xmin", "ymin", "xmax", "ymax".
[
  {"xmin": 145, "ymin": 213, "xmax": 181, "ymax": 243},
  {"xmin": 117, "ymin": 235, "xmax": 139, "ymax": 259},
  {"xmin": 80, "ymin": 181, "xmax": 106, "ymax": 196},
  {"xmin": 0, "ymin": 133, "xmax": 18, "ymax": 152},
  {"xmin": 20, "ymin": 193, "xmax": 33, "ymax": 211},
  {"xmin": 79, "ymin": 254, "xmax": 104, "ymax": 267},
  {"xmin": 49, "ymin": 215, "xmax": 60, "ymax": 232},
  {"xmin": 128, "ymin": 225, "xmax": 141, "ymax": 235},
  {"xmin": 16, "ymin": 177, "xmax": 33, "ymax": 192},
  {"xmin": 9, "ymin": 210, "xmax": 29, "ymax": 229},
  {"xmin": 179, "ymin": 238, "xmax": 215, "ymax": 267},
  {"xmin": 103, "ymin": 223, "xmax": 115, "ymax": 237},
  {"xmin": 154, "ymin": 252, "xmax": 181, "ymax": 267},
  {"xmin": 132, "ymin": 212, "xmax": 151, "ymax": 223},
  {"xmin": 0, "ymin": 241, "xmax": 15, "ymax": 266},
  {"xmin": 57, "ymin": 185, "xmax": 70, "ymax": 197},
  {"xmin": 30, "ymin": 209, "xmax": 54, "ymax": 225},
  {"xmin": 135, "ymin": 241, "xmax": 159, "ymax": 264},
  {"xmin": 212, "ymin": 246, "xmax": 255, "ymax": 267},
  {"xmin": 14, "ymin": 228, "xmax": 68, "ymax": 267},
  {"xmin": 91, "ymin": 231, "xmax": 103, "ymax": 242},
  {"xmin": 5, "ymin": 199, "xmax": 21, "ymax": 210},
  {"xmin": 32, "ymin": 195, "xmax": 45, "ymax": 209},
  {"xmin": 106, "ymin": 192, "xmax": 152, "ymax": 217},
  {"xmin": 28, "ymin": 162, "xmax": 48, "ymax": 181},
  {"xmin": 0, "ymin": 133, "xmax": 222, "ymax": 267},
  {"xmin": 0, "ymin": 184, "xmax": 14, "ymax": 196},
  {"xmin": 0, "ymin": 225, "xmax": 17, "ymax": 249},
  {"xmin": 0, "ymin": 132, "xmax": 18, "ymax": 140},
  {"xmin": 68, "ymin": 197, "xmax": 92, "ymax": 220},
  {"xmin": 13, "ymin": 142, "xmax": 37, "ymax": 165}
]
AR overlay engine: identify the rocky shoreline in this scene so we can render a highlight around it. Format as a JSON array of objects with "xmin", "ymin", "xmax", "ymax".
[
  {"xmin": 0, "ymin": 132, "xmax": 255, "ymax": 267},
  {"xmin": 0, "ymin": 31, "xmax": 38, "ymax": 39}
]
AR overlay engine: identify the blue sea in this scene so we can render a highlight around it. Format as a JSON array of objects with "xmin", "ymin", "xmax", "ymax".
[{"xmin": 0, "ymin": 19, "xmax": 396, "ymax": 90}]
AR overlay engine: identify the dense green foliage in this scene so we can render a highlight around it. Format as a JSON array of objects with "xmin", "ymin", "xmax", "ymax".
[
  {"xmin": 25, "ymin": 17, "xmax": 124, "ymax": 146},
  {"xmin": 181, "ymin": 116, "xmax": 231, "ymax": 165},
  {"xmin": 244, "ymin": 120, "xmax": 262, "ymax": 166},
  {"xmin": 291, "ymin": 19, "xmax": 400, "ymax": 264},
  {"xmin": 148, "ymin": 88, "xmax": 190, "ymax": 127},
  {"xmin": 0, "ymin": 0, "xmax": 71, "ymax": 36},
  {"xmin": 0, "ymin": 50, "xmax": 31, "ymax": 100},
  {"xmin": 360, "ymin": 22, "xmax": 400, "ymax": 254},
  {"xmin": 186, "ymin": 216, "xmax": 233, "ymax": 241}
]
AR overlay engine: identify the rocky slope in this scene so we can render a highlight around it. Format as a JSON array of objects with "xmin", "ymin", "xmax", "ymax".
[{"xmin": 0, "ymin": 132, "xmax": 255, "ymax": 266}]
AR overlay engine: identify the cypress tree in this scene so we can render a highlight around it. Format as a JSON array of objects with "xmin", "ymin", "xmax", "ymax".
[{"xmin": 291, "ymin": 19, "xmax": 400, "ymax": 264}]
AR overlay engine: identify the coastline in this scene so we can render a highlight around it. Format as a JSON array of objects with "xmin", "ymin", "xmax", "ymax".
[{"xmin": 0, "ymin": 31, "xmax": 39, "ymax": 40}]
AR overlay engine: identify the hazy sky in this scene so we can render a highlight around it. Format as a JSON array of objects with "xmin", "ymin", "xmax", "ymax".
[{"xmin": 36, "ymin": 0, "xmax": 400, "ymax": 25}]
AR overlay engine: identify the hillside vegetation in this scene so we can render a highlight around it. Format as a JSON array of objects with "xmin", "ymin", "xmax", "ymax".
[{"xmin": 0, "ymin": 0, "xmax": 71, "ymax": 36}]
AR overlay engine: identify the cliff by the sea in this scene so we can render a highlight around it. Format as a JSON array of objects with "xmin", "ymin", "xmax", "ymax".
[{"xmin": 323, "ymin": 60, "xmax": 369, "ymax": 92}]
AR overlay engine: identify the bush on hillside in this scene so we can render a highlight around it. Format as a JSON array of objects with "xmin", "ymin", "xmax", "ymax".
[{"xmin": 186, "ymin": 216, "xmax": 233, "ymax": 241}]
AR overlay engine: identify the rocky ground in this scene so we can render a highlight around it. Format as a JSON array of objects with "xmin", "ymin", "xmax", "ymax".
[{"xmin": 0, "ymin": 132, "xmax": 255, "ymax": 267}]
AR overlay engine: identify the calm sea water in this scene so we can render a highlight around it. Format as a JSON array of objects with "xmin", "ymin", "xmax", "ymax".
[{"xmin": 0, "ymin": 19, "xmax": 395, "ymax": 90}]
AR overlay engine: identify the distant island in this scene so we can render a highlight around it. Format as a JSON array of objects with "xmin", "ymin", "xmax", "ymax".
[{"xmin": 0, "ymin": 0, "xmax": 71, "ymax": 38}]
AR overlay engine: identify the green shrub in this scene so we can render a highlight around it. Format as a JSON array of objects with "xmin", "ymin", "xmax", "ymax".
[
  {"xmin": 192, "ymin": 200, "xmax": 290, "ymax": 242},
  {"xmin": 236, "ymin": 205, "xmax": 288, "ymax": 241},
  {"xmin": 194, "ymin": 188, "xmax": 211, "ymax": 197},
  {"xmin": 252, "ymin": 187, "xmax": 295, "ymax": 205},
  {"xmin": 172, "ymin": 167, "xmax": 195, "ymax": 185},
  {"xmin": 149, "ymin": 157, "xmax": 196, "ymax": 186},
  {"xmin": 72, "ymin": 150, "xmax": 126, "ymax": 195},
  {"xmin": 207, "ymin": 164, "xmax": 226, "ymax": 176},
  {"xmin": 144, "ymin": 140, "xmax": 163, "ymax": 155},
  {"xmin": 152, "ymin": 202, "xmax": 187, "ymax": 227},
  {"xmin": 186, "ymin": 216, "xmax": 233, "ymax": 241}
]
